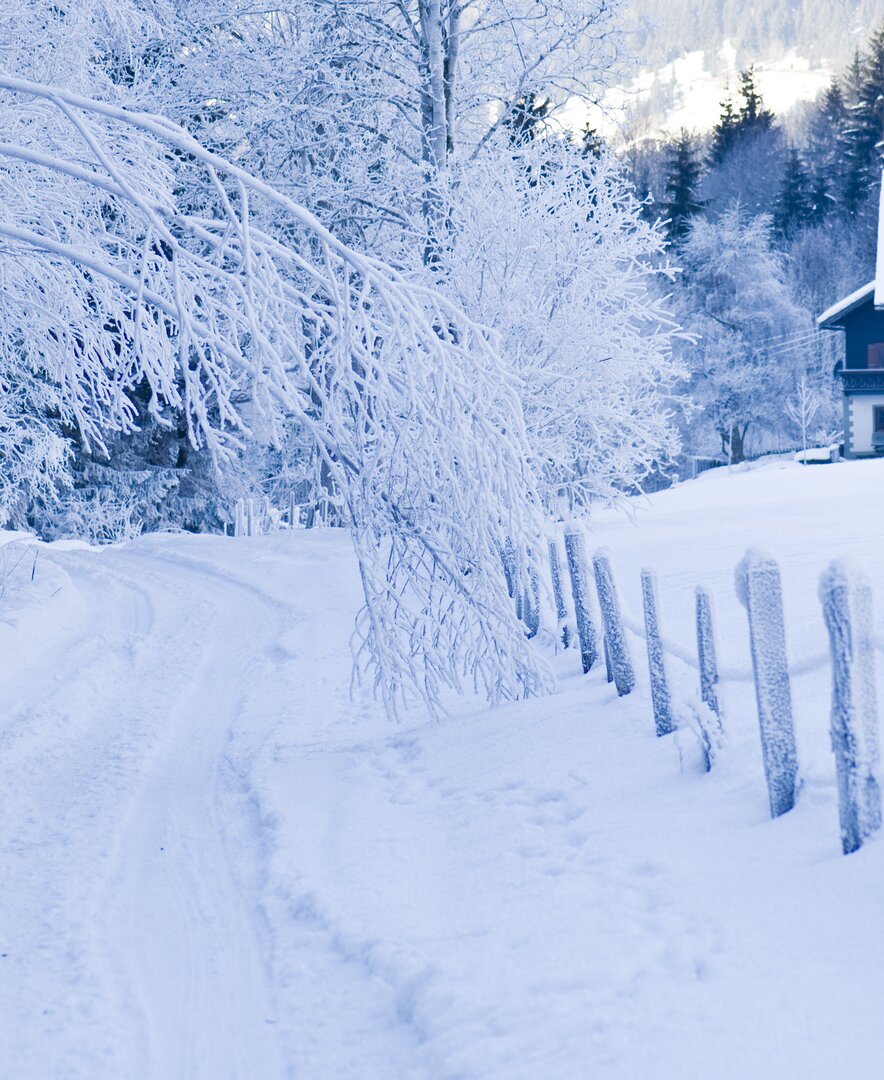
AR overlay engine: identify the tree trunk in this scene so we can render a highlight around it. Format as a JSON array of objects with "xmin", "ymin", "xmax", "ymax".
[
  {"xmin": 729, "ymin": 422, "xmax": 748, "ymax": 464},
  {"xmin": 418, "ymin": 0, "xmax": 450, "ymax": 267}
]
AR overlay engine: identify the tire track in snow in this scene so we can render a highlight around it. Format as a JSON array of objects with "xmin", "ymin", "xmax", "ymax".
[{"xmin": 73, "ymin": 546, "xmax": 288, "ymax": 1080}]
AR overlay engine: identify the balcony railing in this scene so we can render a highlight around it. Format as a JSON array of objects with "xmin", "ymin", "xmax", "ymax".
[{"xmin": 840, "ymin": 368, "xmax": 884, "ymax": 392}]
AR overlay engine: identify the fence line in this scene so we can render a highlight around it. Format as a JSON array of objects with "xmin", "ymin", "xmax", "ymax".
[
  {"xmin": 231, "ymin": 493, "xmax": 309, "ymax": 537},
  {"xmin": 526, "ymin": 528, "xmax": 884, "ymax": 855}
]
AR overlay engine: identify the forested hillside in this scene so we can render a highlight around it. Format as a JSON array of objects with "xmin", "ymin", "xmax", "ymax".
[
  {"xmin": 630, "ymin": 0, "xmax": 884, "ymax": 69},
  {"xmin": 625, "ymin": 24, "xmax": 884, "ymax": 463}
]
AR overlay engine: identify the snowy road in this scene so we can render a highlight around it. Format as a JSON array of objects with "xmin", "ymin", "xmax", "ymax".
[
  {"xmin": 3, "ymin": 461, "xmax": 884, "ymax": 1080},
  {"xmin": 0, "ymin": 539, "xmax": 290, "ymax": 1077}
]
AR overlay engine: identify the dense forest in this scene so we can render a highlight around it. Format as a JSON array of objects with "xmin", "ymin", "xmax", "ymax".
[
  {"xmin": 630, "ymin": 0, "xmax": 884, "ymax": 69},
  {"xmin": 622, "ymin": 23, "xmax": 884, "ymax": 462}
]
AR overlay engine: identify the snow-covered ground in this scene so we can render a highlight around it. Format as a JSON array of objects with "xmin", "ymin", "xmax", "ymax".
[{"xmin": 2, "ymin": 457, "xmax": 884, "ymax": 1079}]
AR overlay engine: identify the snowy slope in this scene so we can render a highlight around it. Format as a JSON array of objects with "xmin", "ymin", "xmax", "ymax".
[
  {"xmin": 2, "ymin": 457, "xmax": 884, "ymax": 1078},
  {"xmin": 601, "ymin": 0, "xmax": 884, "ymax": 136}
]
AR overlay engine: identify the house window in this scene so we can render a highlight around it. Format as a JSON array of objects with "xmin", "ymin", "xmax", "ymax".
[
  {"xmin": 869, "ymin": 343, "xmax": 884, "ymax": 368},
  {"xmin": 875, "ymin": 406, "xmax": 884, "ymax": 433}
]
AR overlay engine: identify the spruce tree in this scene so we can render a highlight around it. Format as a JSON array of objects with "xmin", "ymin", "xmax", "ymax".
[
  {"xmin": 710, "ymin": 69, "xmax": 775, "ymax": 169},
  {"xmin": 773, "ymin": 149, "xmax": 813, "ymax": 238},
  {"xmin": 738, "ymin": 67, "xmax": 775, "ymax": 131},
  {"xmin": 806, "ymin": 81, "xmax": 849, "ymax": 219},
  {"xmin": 661, "ymin": 130, "xmax": 704, "ymax": 243},
  {"xmin": 710, "ymin": 96, "xmax": 739, "ymax": 165},
  {"xmin": 504, "ymin": 95, "xmax": 550, "ymax": 146},
  {"xmin": 579, "ymin": 124, "xmax": 604, "ymax": 158}
]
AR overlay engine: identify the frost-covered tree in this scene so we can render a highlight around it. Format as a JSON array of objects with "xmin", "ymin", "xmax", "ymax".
[
  {"xmin": 446, "ymin": 138, "xmax": 684, "ymax": 509},
  {"xmin": 0, "ymin": 75, "xmax": 553, "ymax": 715},
  {"xmin": 785, "ymin": 375, "xmax": 823, "ymax": 458},
  {"xmin": 677, "ymin": 206, "xmax": 811, "ymax": 462},
  {"xmin": 156, "ymin": 0, "xmax": 627, "ymax": 263}
]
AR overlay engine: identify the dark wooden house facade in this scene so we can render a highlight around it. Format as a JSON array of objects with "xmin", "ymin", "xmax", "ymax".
[{"xmin": 818, "ymin": 280, "xmax": 884, "ymax": 457}]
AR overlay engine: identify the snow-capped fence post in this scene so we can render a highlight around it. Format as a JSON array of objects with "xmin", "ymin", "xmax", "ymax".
[
  {"xmin": 563, "ymin": 528, "xmax": 598, "ymax": 674},
  {"xmin": 736, "ymin": 551, "xmax": 798, "ymax": 818},
  {"xmin": 247, "ymin": 498, "xmax": 255, "ymax": 538},
  {"xmin": 641, "ymin": 570, "xmax": 675, "ymax": 736},
  {"xmin": 234, "ymin": 498, "xmax": 244, "ymax": 538},
  {"xmin": 548, "ymin": 539, "xmax": 571, "ymax": 648},
  {"xmin": 289, "ymin": 492, "xmax": 297, "ymax": 530},
  {"xmin": 695, "ymin": 587, "xmax": 721, "ymax": 723},
  {"xmin": 694, "ymin": 586, "xmax": 723, "ymax": 768},
  {"xmin": 592, "ymin": 550, "xmax": 634, "ymax": 697},
  {"xmin": 262, "ymin": 495, "xmax": 272, "ymax": 534},
  {"xmin": 603, "ymin": 636, "xmax": 614, "ymax": 683},
  {"xmin": 819, "ymin": 562, "xmax": 883, "ymax": 855}
]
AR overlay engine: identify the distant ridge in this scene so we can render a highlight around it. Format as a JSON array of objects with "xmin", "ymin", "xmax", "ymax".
[
  {"xmin": 628, "ymin": 0, "xmax": 884, "ymax": 72},
  {"xmin": 607, "ymin": 1, "xmax": 884, "ymax": 136}
]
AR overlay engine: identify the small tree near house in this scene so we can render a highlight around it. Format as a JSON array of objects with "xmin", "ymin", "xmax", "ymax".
[{"xmin": 785, "ymin": 376, "xmax": 823, "ymax": 459}]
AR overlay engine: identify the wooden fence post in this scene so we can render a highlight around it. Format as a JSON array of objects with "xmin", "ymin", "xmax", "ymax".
[
  {"xmin": 262, "ymin": 495, "xmax": 272, "ymax": 534},
  {"xmin": 694, "ymin": 586, "xmax": 723, "ymax": 769},
  {"xmin": 592, "ymin": 550, "xmax": 634, "ymax": 697},
  {"xmin": 289, "ymin": 491, "xmax": 297, "ymax": 529},
  {"xmin": 736, "ymin": 550, "xmax": 798, "ymax": 818},
  {"xmin": 247, "ymin": 498, "xmax": 255, "ymax": 538},
  {"xmin": 563, "ymin": 528, "xmax": 598, "ymax": 674},
  {"xmin": 820, "ymin": 561, "xmax": 882, "ymax": 854},
  {"xmin": 603, "ymin": 636, "xmax": 613, "ymax": 683},
  {"xmin": 548, "ymin": 539, "xmax": 571, "ymax": 648},
  {"xmin": 853, "ymin": 574, "xmax": 882, "ymax": 836},
  {"xmin": 641, "ymin": 570, "xmax": 675, "ymax": 735},
  {"xmin": 695, "ymin": 587, "xmax": 722, "ymax": 724}
]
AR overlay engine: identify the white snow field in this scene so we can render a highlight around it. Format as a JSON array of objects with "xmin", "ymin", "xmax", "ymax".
[{"xmin": 2, "ymin": 456, "xmax": 884, "ymax": 1079}]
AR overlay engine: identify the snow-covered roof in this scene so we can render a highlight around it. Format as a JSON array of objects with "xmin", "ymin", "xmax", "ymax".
[{"xmin": 817, "ymin": 280, "xmax": 875, "ymax": 328}]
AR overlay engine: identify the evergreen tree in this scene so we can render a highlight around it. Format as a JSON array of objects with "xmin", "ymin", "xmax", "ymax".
[
  {"xmin": 838, "ymin": 47, "xmax": 881, "ymax": 216},
  {"xmin": 579, "ymin": 124, "xmax": 604, "ymax": 158},
  {"xmin": 710, "ymin": 70, "xmax": 775, "ymax": 169},
  {"xmin": 710, "ymin": 96, "xmax": 739, "ymax": 165},
  {"xmin": 738, "ymin": 66, "xmax": 775, "ymax": 131},
  {"xmin": 661, "ymin": 130, "xmax": 704, "ymax": 243},
  {"xmin": 806, "ymin": 81, "xmax": 850, "ymax": 220},
  {"xmin": 504, "ymin": 95, "xmax": 550, "ymax": 146},
  {"xmin": 774, "ymin": 149, "xmax": 814, "ymax": 238}
]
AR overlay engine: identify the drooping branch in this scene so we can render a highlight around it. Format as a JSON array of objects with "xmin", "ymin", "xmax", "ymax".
[{"xmin": 0, "ymin": 73, "xmax": 550, "ymax": 716}]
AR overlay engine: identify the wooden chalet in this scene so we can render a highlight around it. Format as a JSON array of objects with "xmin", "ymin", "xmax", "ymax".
[{"xmin": 819, "ymin": 178, "xmax": 884, "ymax": 457}]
